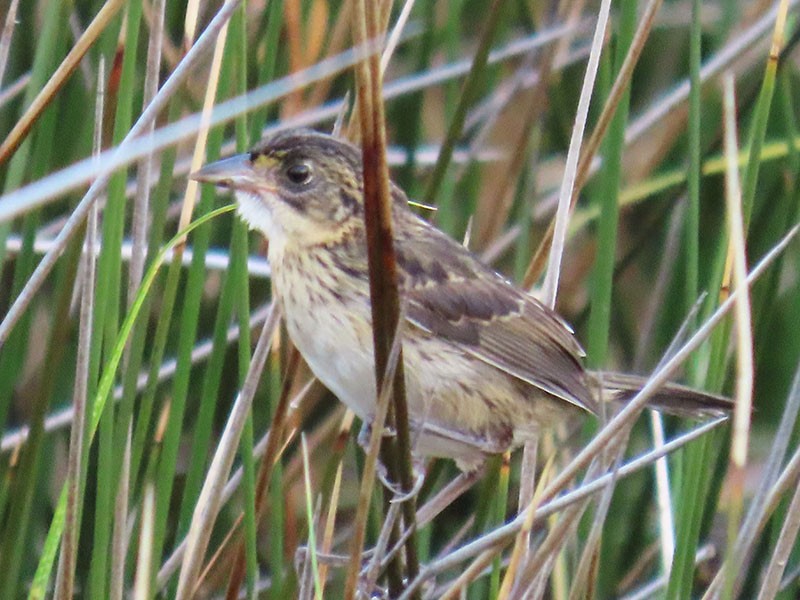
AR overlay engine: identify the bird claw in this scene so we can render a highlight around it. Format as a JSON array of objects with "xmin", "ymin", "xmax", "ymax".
[
  {"xmin": 383, "ymin": 459, "xmax": 426, "ymax": 504},
  {"xmin": 358, "ymin": 422, "xmax": 425, "ymax": 502},
  {"xmin": 358, "ymin": 421, "xmax": 396, "ymax": 450}
]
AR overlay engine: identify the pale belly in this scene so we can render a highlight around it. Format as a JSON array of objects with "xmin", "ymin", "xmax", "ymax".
[
  {"xmin": 284, "ymin": 292, "xmax": 379, "ymax": 421},
  {"xmin": 270, "ymin": 248, "xmax": 379, "ymax": 420},
  {"xmin": 270, "ymin": 247, "xmax": 573, "ymax": 468}
]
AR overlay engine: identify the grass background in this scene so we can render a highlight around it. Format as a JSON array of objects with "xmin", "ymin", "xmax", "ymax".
[{"xmin": 0, "ymin": 0, "xmax": 799, "ymax": 597}]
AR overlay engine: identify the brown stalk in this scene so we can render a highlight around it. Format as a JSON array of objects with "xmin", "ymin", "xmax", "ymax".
[
  {"xmin": 220, "ymin": 347, "xmax": 301, "ymax": 599},
  {"xmin": 0, "ymin": 0, "xmax": 126, "ymax": 165},
  {"xmin": 0, "ymin": 0, "xmax": 21, "ymax": 87},
  {"xmin": 342, "ymin": 309, "xmax": 406, "ymax": 598},
  {"xmin": 307, "ymin": 0, "xmax": 354, "ymax": 108},
  {"xmin": 522, "ymin": 0, "xmax": 664, "ymax": 289},
  {"xmin": 420, "ymin": 0, "xmax": 507, "ymax": 211},
  {"xmin": 475, "ymin": 0, "xmax": 577, "ymax": 247},
  {"xmin": 343, "ymin": 0, "xmax": 420, "ymax": 598},
  {"xmin": 55, "ymin": 58, "xmax": 104, "ymax": 599},
  {"xmin": 316, "ymin": 460, "xmax": 345, "ymax": 596},
  {"xmin": 154, "ymin": 372, "xmax": 316, "ymax": 592}
]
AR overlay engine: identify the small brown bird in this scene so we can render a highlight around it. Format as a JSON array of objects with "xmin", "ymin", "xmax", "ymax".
[{"xmin": 193, "ymin": 128, "xmax": 729, "ymax": 471}]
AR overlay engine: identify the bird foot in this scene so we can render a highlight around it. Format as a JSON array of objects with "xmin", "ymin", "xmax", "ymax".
[
  {"xmin": 357, "ymin": 421, "xmax": 396, "ymax": 450},
  {"xmin": 358, "ymin": 422, "xmax": 426, "ymax": 501},
  {"xmin": 382, "ymin": 458, "xmax": 426, "ymax": 504}
]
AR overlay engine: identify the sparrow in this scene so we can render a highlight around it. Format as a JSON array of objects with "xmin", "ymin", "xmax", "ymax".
[{"xmin": 192, "ymin": 128, "xmax": 730, "ymax": 471}]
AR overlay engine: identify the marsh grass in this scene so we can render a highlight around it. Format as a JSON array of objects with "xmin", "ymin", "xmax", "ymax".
[{"xmin": 0, "ymin": 0, "xmax": 799, "ymax": 598}]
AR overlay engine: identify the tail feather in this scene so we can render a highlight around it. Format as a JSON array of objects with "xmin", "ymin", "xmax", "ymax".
[{"xmin": 590, "ymin": 371, "xmax": 733, "ymax": 418}]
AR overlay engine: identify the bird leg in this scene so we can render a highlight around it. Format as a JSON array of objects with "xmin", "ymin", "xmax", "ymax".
[{"xmin": 358, "ymin": 421, "xmax": 426, "ymax": 501}]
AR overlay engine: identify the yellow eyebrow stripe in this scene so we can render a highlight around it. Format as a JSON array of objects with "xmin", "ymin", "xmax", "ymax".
[{"xmin": 252, "ymin": 154, "xmax": 280, "ymax": 168}]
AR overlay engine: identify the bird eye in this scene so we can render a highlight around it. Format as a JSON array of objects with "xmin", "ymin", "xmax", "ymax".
[{"xmin": 285, "ymin": 162, "xmax": 313, "ymax": 185}]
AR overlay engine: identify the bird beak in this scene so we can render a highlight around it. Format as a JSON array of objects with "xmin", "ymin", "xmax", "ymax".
[{"xmin": 190, "ymin": 154, "xmax": 254, "ymax": 187}]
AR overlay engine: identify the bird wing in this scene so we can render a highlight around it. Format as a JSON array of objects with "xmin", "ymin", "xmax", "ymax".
[{"xmin": 395, "ymin": 214, "xmax": 597, "ymax": 414}]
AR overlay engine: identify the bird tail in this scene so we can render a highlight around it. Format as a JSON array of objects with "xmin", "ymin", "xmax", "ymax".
[{"xmin": 590, "ymin": 371, "xmax": 733, "ymax": 418}]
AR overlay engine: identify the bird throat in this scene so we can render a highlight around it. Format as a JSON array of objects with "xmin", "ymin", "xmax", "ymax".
[{"xmin": 234, "ymin": 190, "xmax": 287, "ymax": 248}]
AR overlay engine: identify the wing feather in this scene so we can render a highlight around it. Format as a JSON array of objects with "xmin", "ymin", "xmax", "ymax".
[{"xmin": 396, "ymin": 214, "xmax": 597, "ymax": 414}]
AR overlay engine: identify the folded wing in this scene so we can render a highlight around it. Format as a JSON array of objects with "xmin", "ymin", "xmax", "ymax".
[{"xmin": 396, "ymin": 214, "xmax": 597, "ymax": 415}]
